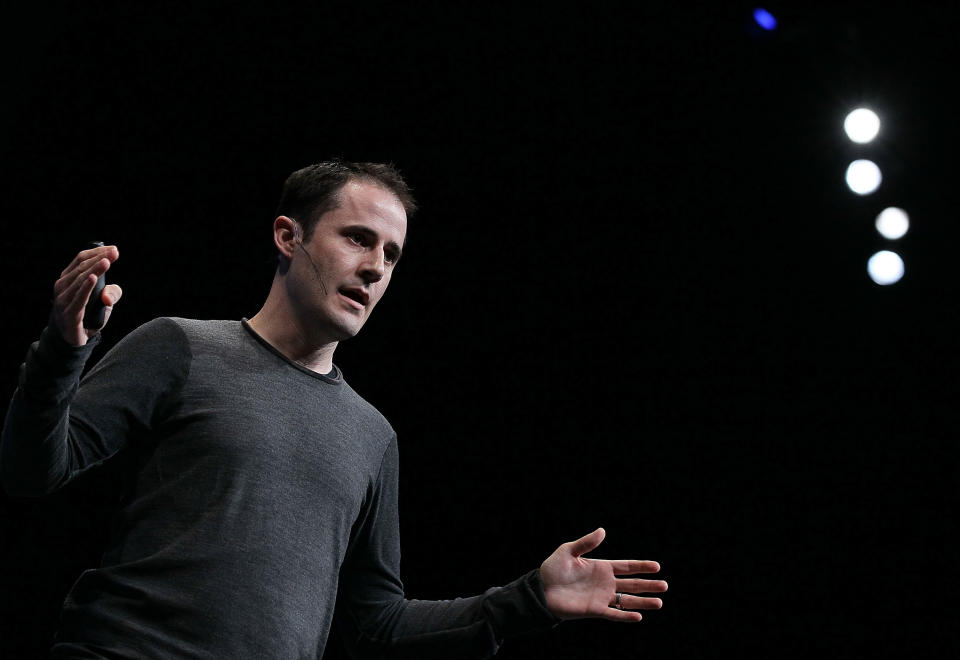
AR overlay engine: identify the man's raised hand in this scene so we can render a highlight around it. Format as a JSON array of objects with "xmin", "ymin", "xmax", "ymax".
[
  {"xmin": 52, "ymin": 244, "xmax": 122, "ymax": 347},
  {"xmin": 539, "ymin": 528, "xmax": 667, "ymax": 622}
]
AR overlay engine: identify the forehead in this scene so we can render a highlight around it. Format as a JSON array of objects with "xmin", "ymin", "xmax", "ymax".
[{"xmin": 325, "ymin": 180, "xmax": 408, "ymax": 241}]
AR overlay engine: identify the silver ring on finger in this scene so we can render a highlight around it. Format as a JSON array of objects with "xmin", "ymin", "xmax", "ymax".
[{"xmin": 615, "ymin": 592, "xmax": 623, "ymax": 610}]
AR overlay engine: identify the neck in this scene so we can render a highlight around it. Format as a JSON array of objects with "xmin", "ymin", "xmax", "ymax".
[{"xmin": 247, "ymin": 273, "xmax": 338, "ymax": 374}]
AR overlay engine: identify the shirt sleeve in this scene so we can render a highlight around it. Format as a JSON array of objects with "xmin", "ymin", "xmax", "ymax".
[
  {"xmin": 1, "ymin": 318, "xmax": 190, "ymax": 497},
  {"xmin": 334, "ymin": 437, "xmax": 562, "ymax": 659}
]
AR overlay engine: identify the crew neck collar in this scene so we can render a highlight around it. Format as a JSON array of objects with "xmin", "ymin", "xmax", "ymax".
[{"xmin": 240, "ymin": 318, "xmax": 341, "ymax": 383}]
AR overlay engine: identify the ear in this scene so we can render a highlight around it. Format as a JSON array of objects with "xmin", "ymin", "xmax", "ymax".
[{"xmin": 273, "ymin": 216, "xmax": 298, "ymax": 260}]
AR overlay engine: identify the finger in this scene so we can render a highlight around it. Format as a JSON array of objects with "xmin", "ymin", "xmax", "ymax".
[
  {"xmin": 57, "ymin": 245, "xmax": 118, "ymax": 280},
  {"xmin": 58, "ymin": 271, "xmax": 101, "ymax": 316},
  {"xmin": 58, "ymin": 253, "xmax": 115, "ymax": 307},
  {"xmin": 615, "ymin": 578, "xmax": 669, "ymax": 594},
  {"xmin": 57, "ymin": 247, "xmax": 101, "ymax": 279},
  {"xmin": 614, "ymin": 594, "xmax": 663, "ymax": 610},
  {"xmin": 62, "ymin": 267, "xmax": 110, "ymax": 314},
  {"xmin": 55, "ymin": 254, "xmax": 113, "ymax": 301},
  {"xmin": 609, "ymin": 560, "xmax": 661, "ymax": 575},
  {"xmin": 565, "ymin": 528, "xmax": 605, "ymax": 558},
  {"xmin": 601, "ymin": 609, "xmax": 643, "ymax": 623}
]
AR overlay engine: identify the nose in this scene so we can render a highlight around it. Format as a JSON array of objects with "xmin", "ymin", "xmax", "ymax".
[{"xmin": 359, "ymin": 249, "xmax": 385, "ymax": 284}]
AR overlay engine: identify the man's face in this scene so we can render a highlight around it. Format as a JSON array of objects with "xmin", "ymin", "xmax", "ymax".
[{"xmin": 287, "ymin": 180, "xmax": 407, "ymax": 342}]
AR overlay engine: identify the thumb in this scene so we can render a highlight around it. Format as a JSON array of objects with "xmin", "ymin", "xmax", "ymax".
[
  {"xmin": 103, "ymin": 283, "xmax": 123, "ymax": 306},
  {"xmin": 566, "ymin": 527, "xmax": 605, "ymax": 557},
  {"xmin": 97, "ymin": 284, "xmax": 123, "ymax": 330}
]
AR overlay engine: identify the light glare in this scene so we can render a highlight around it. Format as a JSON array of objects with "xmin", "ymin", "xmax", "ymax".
[
  {"xmin": 875, "ymin": 207, "xmax": 909, "ymax": 240},
  {"xmin": 845, "ymin": 159, "xmax": 882, "ymax": 195},
  {"xmin": 844, "ymin": 108, "xmax": 881, "ymax": 143},
  {"xmin": 867, "ymin": 250, "xmax": 904, "ymax": 285},
  {"xmin": 753, "ymin": 8, "xmax": 777, "ymax": 30}
]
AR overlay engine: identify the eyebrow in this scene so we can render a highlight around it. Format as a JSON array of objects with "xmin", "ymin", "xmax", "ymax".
[{"xmin": 345, "ymin": 225, "xmax": 403, "ymax": 261}]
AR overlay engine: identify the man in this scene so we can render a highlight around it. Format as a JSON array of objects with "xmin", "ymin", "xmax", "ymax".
[{"xmin": 1, "ymin": 161, "xmax": 667, "ymax": 658}]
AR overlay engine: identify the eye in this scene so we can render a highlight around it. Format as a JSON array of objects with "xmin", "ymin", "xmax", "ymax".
[{"xmin": 346, "ymin": 232, "xmax": 366, "ymax": 246}]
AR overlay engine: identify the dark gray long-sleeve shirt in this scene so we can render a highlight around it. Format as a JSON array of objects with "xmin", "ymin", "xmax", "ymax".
[{"xmin": 1, "ymin": 318, "xmax": 558, "ymax": 659}]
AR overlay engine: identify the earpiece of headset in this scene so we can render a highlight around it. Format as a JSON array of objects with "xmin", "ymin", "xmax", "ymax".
[{"xmin": 290, "ymin": 218, "xmax": 328, "ymax": 295}]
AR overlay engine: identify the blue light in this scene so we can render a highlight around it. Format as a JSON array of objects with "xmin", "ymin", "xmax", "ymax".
[{"xmin": 753, "ymin": 8, "xmax": 778, "ymax": 30}]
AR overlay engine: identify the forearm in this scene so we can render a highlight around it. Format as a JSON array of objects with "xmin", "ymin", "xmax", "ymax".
[
  {"xmin": 339, "ymin": 438, "xmax": 560, "ymax": 658},
  {"xmin": 339, "ymin": 569, "xmax": 560, "ymax": 659},
  {"xmin": 0, "ymin": 325, "xmax": 98, "ymax": 496}
]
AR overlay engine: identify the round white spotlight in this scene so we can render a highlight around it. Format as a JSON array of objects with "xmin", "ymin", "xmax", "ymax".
[
  {"xmin": 875, "ymin": 207, "xmax": 910, "ymax": 240},
  {"xmin": 867, "ymin": 250, "xmax": 904, "ymax": 285},
  {"xmin": 844, "ymin": 108, "xmax": 881, "ymax": 143},
  {"xmin": 845, "ymin": 159, "xmax": 882, "ymax": 195}
]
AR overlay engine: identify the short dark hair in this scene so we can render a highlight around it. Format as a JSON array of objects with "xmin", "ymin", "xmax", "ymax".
[{"xmin": 275, "ymin": 159, "xmax": 416, "ymax": 241}]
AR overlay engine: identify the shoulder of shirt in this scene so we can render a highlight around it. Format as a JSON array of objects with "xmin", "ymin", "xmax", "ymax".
[
  {"xmin": 134, "ymin": 318, "xmax": 397, "ymax": 439},
  {"xmin": 148, "ymin": 317, "xmax": 237, "ymax": 335},
  {"xmin": 337, "ymin": 379, "xmax": 397, "ymax": 440},
  {"xmin": 123, "ymin": 317, "xmax": 240, "ymax": 345},
  {"xmin": 109, "ymin": 317, "xmax": 237, "ymax": 363}
]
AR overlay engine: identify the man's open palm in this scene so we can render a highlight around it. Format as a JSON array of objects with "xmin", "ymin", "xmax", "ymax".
[{"xmin": 540, "ymin": 528, "xmax": 667, "ymax": 622}]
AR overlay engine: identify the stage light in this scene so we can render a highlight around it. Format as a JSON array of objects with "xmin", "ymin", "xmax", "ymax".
[
  {"xmin": 844, "ymin": 108, "xmax": 881, "ymax": 144},
  {"xmin": 867, "ymin": 250, "xmax": 904, "ymax": 285},
  {"xmin": 845, "ymin": 159, "xmax": 882, "ymax": 195},
  {"xmin": 753, "ymin": 8, "xmax": 777, "ymax": 30},
  {"xmin": 875, "ymin": 207, "xmax": 909, "ymax": 240}
]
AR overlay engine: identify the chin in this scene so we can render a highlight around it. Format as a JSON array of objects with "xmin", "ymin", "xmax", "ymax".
[{"xmin": 332, "ymin": 319, "xmax": 368, "ymax": 341}]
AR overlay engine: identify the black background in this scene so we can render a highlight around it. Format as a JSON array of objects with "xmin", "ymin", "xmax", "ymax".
[{"xmin": 1, "ymin": 2, "xmax": 957, "ymax": 658}]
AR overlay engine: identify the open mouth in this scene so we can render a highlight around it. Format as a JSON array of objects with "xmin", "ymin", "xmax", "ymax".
[{"xmin": 338, "ymin": 287, "xmax": 369, "ymax": 307}]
